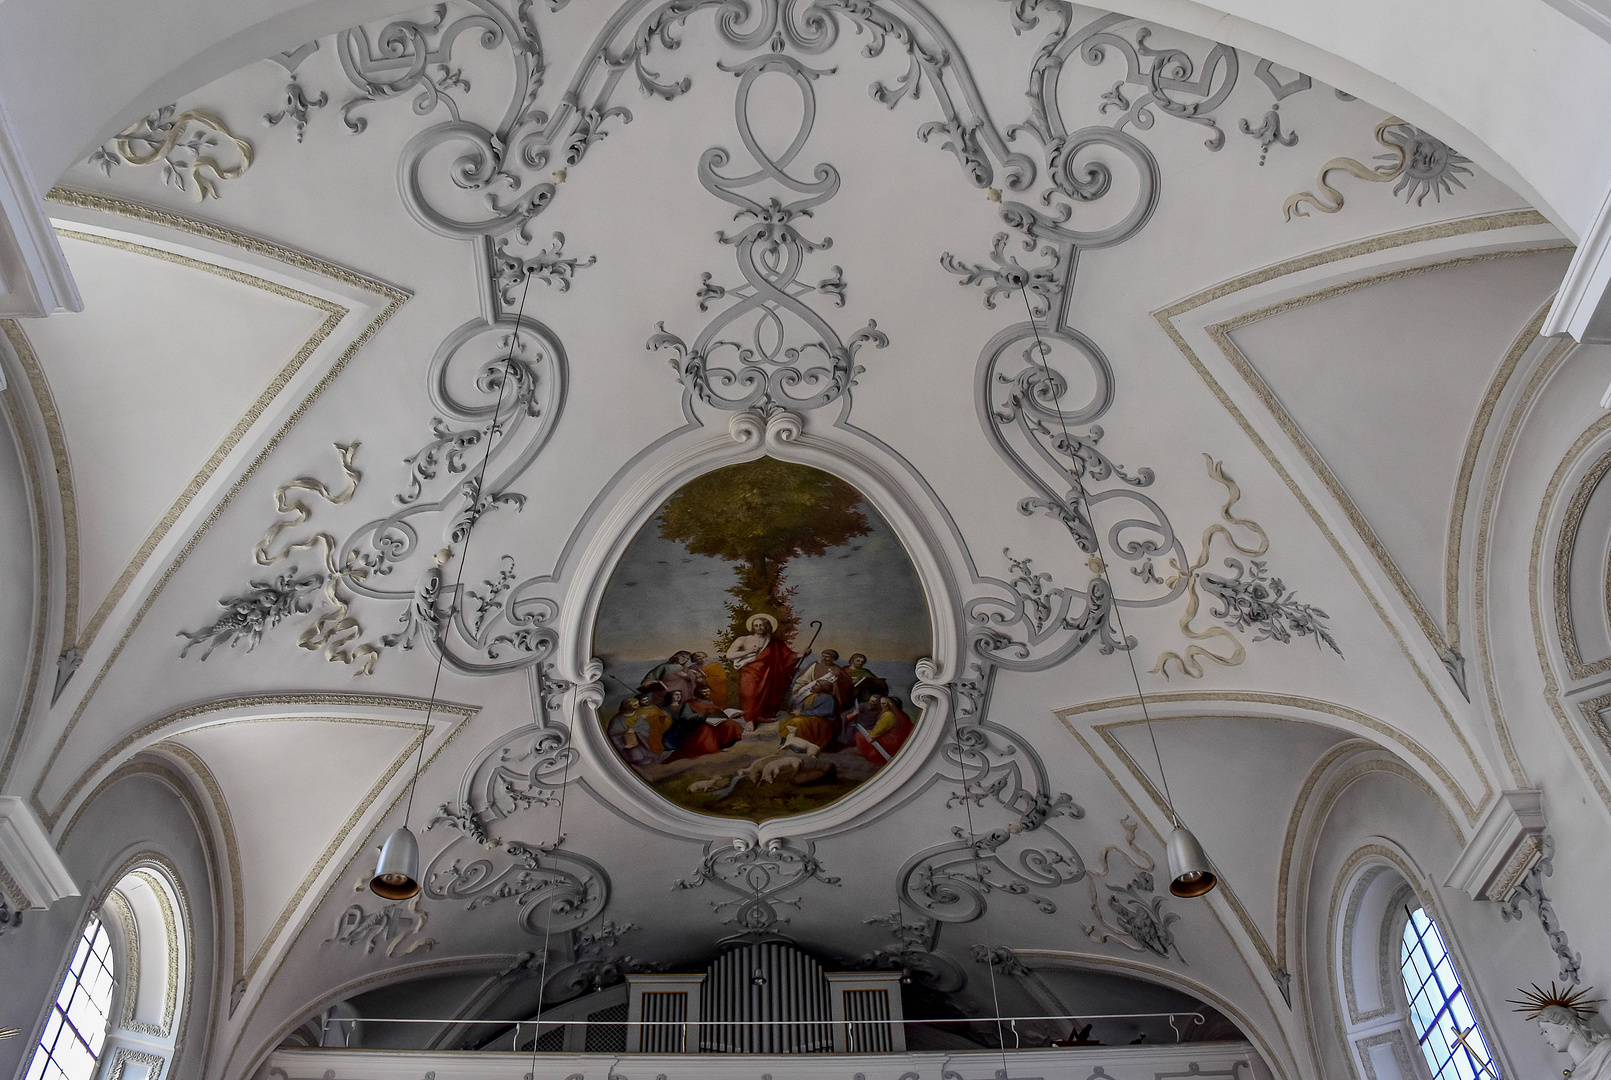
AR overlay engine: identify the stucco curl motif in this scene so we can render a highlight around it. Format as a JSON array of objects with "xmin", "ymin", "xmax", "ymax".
[
  {"xmin": 648, "ymin": 52, "xmax": 888, "ymax": 417},
  {"xmin": 939, "ymin": 7, "xmax": 1340, "ymax": 679}
]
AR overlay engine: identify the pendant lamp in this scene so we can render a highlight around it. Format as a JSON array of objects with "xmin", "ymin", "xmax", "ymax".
[
  {"xmin": 1166, "ymin": 823, "xmax": 1217, "ymax": 898},
  {"xmin": 370, "ymin": 826, "xmax": 421, "ymax": 900},
  {"xmin": 369, "ymin": 274, "xmax": 533, "ymax": 900},
  {"xmin": 1017, "ymin": 282, "xmax": 1219, "ymax": 900}
]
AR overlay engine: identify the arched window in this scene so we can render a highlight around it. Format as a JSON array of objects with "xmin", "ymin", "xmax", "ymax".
[
  {"xmin": 24, "ymin": 915, "xmax": 116, "ymax": 1080},
  {"xmin": 25, "ymin": 862, "xmax": 189, "ymax": 1080},
  {"xmin": 1399, "ymin": 906, "xmax": 1499, "ymax": 1080}
]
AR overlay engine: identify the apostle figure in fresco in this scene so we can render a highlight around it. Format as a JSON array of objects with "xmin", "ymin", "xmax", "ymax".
[
  {"xmin": 790, "ymin": 648, "xmax": 852, "ymax": 713},
  {"xmin": 725, "ymin": 613, "xmax": 797, "ymax": 725},
  {"xmin": 844, "ymin": 652, "xmax": 888, "ymax": 704},
  {"xmin": 663, "ymin": 702, "xmax": 747, "ymax": 761},
  {"xmin": 659, "ymin": 689, "xmax": 702, "ymax": 754},
  {"xmin": 607, "ymin": 696, "xmax": 669, "ymax": 766},
  {"xmin": 637, "ymin": 650, "xmax": 694, "ymax": 706},
  {"xmin": 661, "ymin": 652, "xmax": 719, "ymax": 715},
  {"xmin": 699, "ymin": 651, "xmax": 730, "ymax": 711},
  {"xmin": 853, "ymin": 695, "xmax": 914, "ymax": 767}
]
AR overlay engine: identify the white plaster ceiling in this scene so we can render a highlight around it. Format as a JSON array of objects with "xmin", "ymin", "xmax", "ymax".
[
  {"xmin": 0, "ymin": 0, "xmax": 1575, "ymax": 1074},
  {"xmin": 163, "ymin": 717, "xmax": 424, "ymax": 976},
  {"xmin": 1225, "ymin": 247, "xmax": 1573, "ymax": 627},
  {"xmin": 20, "ymin": 232, "xmax": 333, "ymax": 636},
  {"xmin": 1106, "ymin": 716, "xmax": 1355, "ymax": 948}
]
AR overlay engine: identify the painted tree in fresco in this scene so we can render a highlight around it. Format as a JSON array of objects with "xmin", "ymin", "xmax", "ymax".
[{"xmin": 657, "ymin": 458, "xmax": 870, "ymax": 649}]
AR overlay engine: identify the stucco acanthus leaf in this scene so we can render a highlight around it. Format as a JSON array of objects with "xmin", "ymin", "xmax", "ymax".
[
  {"xmin": 179, "ymin": 442, "xmax": 384, "ymax": 672},
  {"xmin": 425, "ymin": 834, "xmax": 610, "ymax": 935},
  {"xmin": 1081, "ymin": 816, "xmax": 1181, "ymax": 960},
  {"xmin": 88, "ymin": 104, "xmax": 254, "ymax": 200},
  {"xmin": 968, "ymin": 552, "xmax": 1130, "ymax": 668},
  {"xmin": 178, "ymin": 317, "xmax": 572, "ymax": 674},
  {"xmin": 1150, "ymin": 456, "xmax": 1339, "ymax": 677},
  {"xmin": 845, "ymin": 912, "xmax": 965, "ymax": 992},
  {"xmin": 176, "ymin": 569, "xmax": 324, "ymax": 662},
  {"xmin": 491, "ymin": 233, "xmax": 596, "ymax": 304},
  {"xmin": 941, "ymin": 234, "xmax": 1064, "ymax": 319},
  {"xmin": 1081, "ymin": 24, "xmax": 1239, "ymax": 151},
  {"xmin": 539, "ymin": 920, "xmax": 663, "ymax": 1002},
  {"xmin": 895, "ymin": 675, "xmax": 1090, "ymax": 925},
  {"xmin": 264, "ymin": 75, "xmax": 330, "ymax": 142}
]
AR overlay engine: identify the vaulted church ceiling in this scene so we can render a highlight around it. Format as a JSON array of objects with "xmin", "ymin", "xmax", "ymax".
[{"xmin": 0, "ymin": 3, "xmax": 1567, "ymax": 1078}]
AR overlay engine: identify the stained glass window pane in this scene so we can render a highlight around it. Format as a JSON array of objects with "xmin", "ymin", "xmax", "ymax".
[
  {"xmin": 23, "ymin": 916, "xmax": 116, "ymax": 1080},
  {"xmin": 1398, "ymin": 907, "xmax": 1499, "ymax": 1080}
]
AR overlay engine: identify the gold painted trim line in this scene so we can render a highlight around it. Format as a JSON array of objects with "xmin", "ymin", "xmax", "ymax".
[
  {"xmin": 45, "ymin": 693, "xmax": 466, "ymax": 832},
  {"xmin": 129, "ymin": 869, "xmax": 181, "ymax": 1037},
  {"xmin": 1153, "ymin": 213, "xmax": 1554, "ymax": 821},
  {"xmin": 1325, "ymin": 844, "xmax": 1433, "ymax": 1080},
  {"xmin": 0, "ymin": 372, "xmax": 54, "ymax": 789},
  {"xmin": 1576, "ymin": 691, "xmax": 1611, "ymax": 758},
  {"xmin": 224, "ymin": 704, "xmax": 477, "ymax": 1077},
  {"xmin": 1552, "ymin": 446, "xmax": 1611, "ymax": 678},
  {"xmin": 1530, "ymin": 417, "xmax": 1611, "ymax": 810},
  {"xmin": 1050, "ymin": 715, "xmax": 1301, "ymax": 1076},
  {"xmin": 148, "ymin": 742, "xmax": 245, "ymax": 1002},
  {"xmin": 57, "ymin": 770, "xmax": 214, "ymax": 1078},
  {"xmin": 1471, "ymin": 336, "xmax": 1572, "ymax": 788},
  {"xmin": 1090, "ymin": 718, "xmax": 1458, "ymax": 985},
  {"xmin": 154, "ymin": 715, "xmax": 434, "ymax": 990},
  {"xmin": 1276, "ymin": 739, "xmax": 1375, "ymax": 981},
  {"xmin": 29, "ymin": 191, "xmax": 409, "ymax": 824},
  {"xmin": 1447, "ymin": 301, "xmax": 1553, "ymax": 662},
  {"xmin": 1057, "ymin": 690, "xmax": 1478, "ymax": 823},
  {"xmin": 1204, "ymin": 246, "xmax": 1570, "ymax": 663},
  {"xmin": 46, "ymin": 228, "xmax": 346, "ymax": 664}
]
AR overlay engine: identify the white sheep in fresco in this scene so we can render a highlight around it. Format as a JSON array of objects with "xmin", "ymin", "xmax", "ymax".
[{"xmin": 684, "ymin": 751, "xmax": 833, "ymax": 799}]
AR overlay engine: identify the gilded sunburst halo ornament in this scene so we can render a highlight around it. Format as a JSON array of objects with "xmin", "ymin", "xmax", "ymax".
[{"xmin": 1509, "ymin": 981, "xmax": 1604, "ymax": 1019}]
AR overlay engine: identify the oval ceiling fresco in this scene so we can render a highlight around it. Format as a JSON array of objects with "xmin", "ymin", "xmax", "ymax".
[{"xmin": 593, "ymin": 457, "xmax": 933, "ymax": 822}]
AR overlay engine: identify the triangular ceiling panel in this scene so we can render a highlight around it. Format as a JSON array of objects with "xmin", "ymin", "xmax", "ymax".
[
  {"xmin": 19, "ymin": 231, "xmax": 336, "ymax": 645},
  {"xmin": 1224, "ymin": 248, "xmax": 1571, "ymax": 626},
  {"xmin": 164, "ymin": 716, "xmax": 419, "ymax": 979}
]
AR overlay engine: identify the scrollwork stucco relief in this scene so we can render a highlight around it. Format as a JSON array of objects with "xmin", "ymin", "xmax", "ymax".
[
  {"xmin": 648, "ymin": 51, "xmax": 888, "ymax": 419},
  {"xmin": 160, "ymin": 2, "xmax": 1381, "ymax": 978},
  {"xmin": 935, "ymin": 8, "xmax": 1343, "ymax": 682},
  {"xmin": 177, "ymin": 310, "xmax": 575, "ymax": 679}
]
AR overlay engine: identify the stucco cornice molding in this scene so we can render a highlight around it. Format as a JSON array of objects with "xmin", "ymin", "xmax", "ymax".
[
  {"xmin": 0, "ymin": 89, "xmax": 79, "ymax": 317},
  {"xmin": 0, "ymin": 793, "xmax": 77, "ymax": 908},
  {"xmin": 1544, "ymin": 175, "xmax": 1611, "ymax": 343},
  {"xmin": 1441, "ymin": 788, "xmax": 1545, "ymax": 902}
]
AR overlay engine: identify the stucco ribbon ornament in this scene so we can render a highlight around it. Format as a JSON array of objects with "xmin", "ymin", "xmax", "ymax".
[{"xmin": 1283, "ymin": 116, "xmax": 1471, "ymax": 219}]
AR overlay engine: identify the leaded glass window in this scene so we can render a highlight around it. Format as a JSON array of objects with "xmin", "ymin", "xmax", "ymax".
[
  {"xmin": 23, "ymin": 916, "xmax": 116, "ymax": 1080},
  {"xmin": 1399, "ymin": 906, "xmax": 1499, "ymax": 1080}
]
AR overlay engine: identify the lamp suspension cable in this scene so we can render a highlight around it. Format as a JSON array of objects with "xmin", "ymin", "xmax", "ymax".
[
  {"xmin": 1017, "ymin": 285, "xmax": 1215, "ymax": 898},
  {"xmin": 527, "ymin": 707, "xmax": 575, "ymax": 1064},
  {"xmin": 949, "ymin": 714, "xmax": 1013, "ymax": 1062},
  {"xmin": 371, "ymin": 268, "xmax": 537, "ymax": 900}
]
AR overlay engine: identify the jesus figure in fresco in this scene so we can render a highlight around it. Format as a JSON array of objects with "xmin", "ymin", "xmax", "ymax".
[{"xmin": 725, "ymin": 613, "xmax": 797, "ymax": 725}]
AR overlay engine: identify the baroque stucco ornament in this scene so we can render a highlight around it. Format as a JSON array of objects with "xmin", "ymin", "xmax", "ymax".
[{"xmin": 162, "ymin": 0, "xmax": 1374, "ymax": 975}]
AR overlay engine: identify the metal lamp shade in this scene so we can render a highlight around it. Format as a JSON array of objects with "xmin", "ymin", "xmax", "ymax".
[
  {"xmin": 370, "ymin": 826, "xmax": 421, "ymax": 900},
  {"xmin": 1166, "ymin": 825, "xmax": 1217, "ymax": 897}
]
